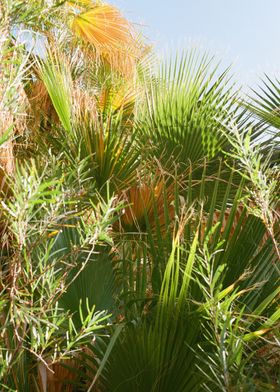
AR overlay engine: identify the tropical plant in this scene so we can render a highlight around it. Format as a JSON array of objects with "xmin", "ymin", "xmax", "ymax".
[{"xmin": 0, "ymin": 1, "xmax": 279, "ymax": 391}]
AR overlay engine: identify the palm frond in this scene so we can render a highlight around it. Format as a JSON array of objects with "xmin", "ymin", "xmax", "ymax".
[
  {"xmin": 246, "ymin": 75, "xmax": 280, "ymax": 132},
  {"xmin": 69, "ymin": 2, "xmax": 143, "ymax": 76},
  {"xmin": 37, "ymin": 51, "xmax": 72, "ymax": 134},
  {"xmin": 138, "ymin": 50, "xmax": 236, "ymax": 172}
]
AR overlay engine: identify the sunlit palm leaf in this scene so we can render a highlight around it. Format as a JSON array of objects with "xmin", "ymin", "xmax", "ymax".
[
  {"xmin": 246, "ymin": 75, "xmax": 280, "ymax": 131},
  {"xmin": 69, "ymin": 3, "xmax": 141, "ymax": 75},
  {"xmin": 37, "ymin": 51, "xmax": 72, "ymax": 134},
  {"xmin": 244, "ymin": 76, "xmax": 280, "ymax": 164},
  {"xmin": 138, "ymin": 51, "xmax": 236, "ymax": 172},
  {"xmin": 98, "ymin": 82, "xmax": 136, "ymax": 128},
  {"xmin": 70, "ymin": 4, "xmax": 132, "ymax": 50}
]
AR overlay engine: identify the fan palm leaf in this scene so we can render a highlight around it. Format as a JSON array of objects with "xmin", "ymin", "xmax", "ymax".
[
  {"xmin": 244, "ymin": 76, "xmax": 280, "ymax": 164},
  {"xmin": 69, "ymin": 2, "xmax": 143, "ymax": 76},
  {"xmin": 245, "ymin": 75, "xmax": 280, "ymax": 131},
  {"xmin": 137, "ymin": 51, "xmax": 236, "ymax": 173}
]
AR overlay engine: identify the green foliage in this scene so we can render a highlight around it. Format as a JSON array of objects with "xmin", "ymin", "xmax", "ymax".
[
  {"xmin": 138, "ymin": 51, "xmax": 236, "ymax": 173},
  {"xmin": 0, "ymin": 157, "xmax": 120, "ymax": 389},
  {"xmin": 37, "ymin": 52, "xmax": 73, "ymax": 134},
  {"xmin": 94, "ymin": 233, "xmax": 200, "ymax": 392},
  {"xmin": 0, "ymin": 1, "xmax": 279, "ymax": 390},
  {"xmin": 245, "ymin": 75, "xmax": 280, "ymax": 132},
  {"xmin": 88, "ymin": 161, "xmax": 279, "ymax": 391},
  {"xmin": 36, "ymin": 52, "xmax": 141, "ymax": 195}
]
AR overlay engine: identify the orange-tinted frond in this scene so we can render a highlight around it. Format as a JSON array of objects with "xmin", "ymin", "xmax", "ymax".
[
  {"xmin": 100, "ymin": 47, "xmax": 137, "ymax": 77},
  {"xmin": 26, "ymin": 80, "xmax": 58, "ymax": 129},
  {"xmin": 118, "ymin": 179, "xmax": 175, "ymax": 234},
  {"xmin": 69, "ymin": 3, "xmax": 143, "ymax": 76},
  {"xmin": 71, "ymin": 4, "xmax": 133, "ymax": 51}
]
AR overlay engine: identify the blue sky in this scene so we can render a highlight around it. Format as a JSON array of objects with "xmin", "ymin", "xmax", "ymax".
[{"xmin": 113, "ymin": 0, "xmax": 280, "ymax": 88}]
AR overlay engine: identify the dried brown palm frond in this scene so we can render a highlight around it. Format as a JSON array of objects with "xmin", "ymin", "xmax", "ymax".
[
  {"xmin": 0, "ymin": 165, "xmax": 12, "ymax": 252},
  {"xmin": 116, "ymin": 176, "xmax": 175, "ymax": 236},
  {"xmin": 68, "ymin": 2, "xmax": 145, "ymax": 77},
  {"xmin": 0, "ymin": 135, "xmax": 14, "ymax": 175},
  {"xmin": 100, "ymin": 46, "xmax": 139, "ymax": 77},
  {"xmin": 200, "ymin": 204, "xmax": 246, "ymax": 240},
  {"xmin": 28, "ymin": 43, "xmax": 103, "ymax": 132},
  {"xmin": 38, "ymin": 359, "xmax": 78, "ymax": 392},
  {"xmin": 69, "ymin": 3, "xmax": 134, "ymax": 51},
  {"xmin": 26, "ymin": 79, "xmax": 59, "ymax": 130},
  {"xmin": 72, "ymin": 82, "xmax": 98, "ymax": 123},
  {"xmin": 27, "ymin": 77, "xmax": 99, "ymax": 131}
]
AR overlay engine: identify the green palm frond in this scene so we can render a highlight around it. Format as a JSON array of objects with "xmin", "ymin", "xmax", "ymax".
[
  {"xmin": 36, "ymin": 51, "xmax": 141, "ymax": 195},
  {"xmin": 246, "ymin": 75, "xmax": 280, "ymax": 132},
  {"xmin": 53, "ymin": 223, "xmax": 118, "ymax": 328},
  {"xmin": 243, "ymin": 76, "xmax": 280, "ymax": 164},
  {"xmin": 137, "ymin": 50, "xmax": 236, "ymax": 172},
  {"xmin": 96, "ymin": 232, "xmax": 200, "ymax": 392},
  {"xmin": 37, "ymin": 51, "xmax": 73, "ymax": 134},
  {"xmin": 89, "ymin": 159, "xmax": 279, "ymax": 390},
  {"xmin": 1, "ymin": 1, "xmax": 279, "ymax": 390}
]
